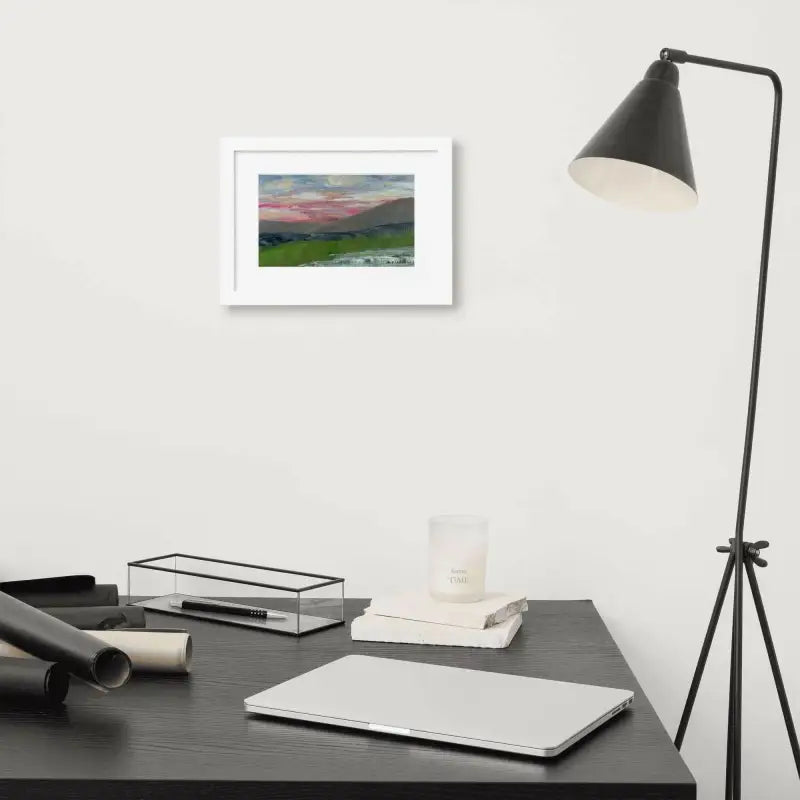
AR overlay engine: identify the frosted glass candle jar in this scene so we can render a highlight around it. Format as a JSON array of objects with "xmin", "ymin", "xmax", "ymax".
[{"xmin": 428, "ymin": 515, "xmax": 488, "ymax": 603}]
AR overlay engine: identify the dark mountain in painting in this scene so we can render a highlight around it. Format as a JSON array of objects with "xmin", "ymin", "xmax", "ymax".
[
  {"xmin": 259, "ymin": 219, "xmax": 319, "ymax": 234},
  {"xmin": 258, "ymin": 198, "xmax": 413, "ymax": 236},
  {"xmin": 314, "ymin": 197, "xmax": 414, "ymax": 233}
]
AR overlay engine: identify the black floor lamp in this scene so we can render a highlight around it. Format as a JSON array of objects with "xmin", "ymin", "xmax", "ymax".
[{"xmin": 568, "ymin": 48, "xmax": 799, "ymax": 799}]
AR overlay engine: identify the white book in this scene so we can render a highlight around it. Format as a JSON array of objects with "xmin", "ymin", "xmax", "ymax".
[
  {"xmin": 351, "ymin": 613, "xmax": 522, "ymax": 648},
  {"xmin": 366, "ymin": 592, "xmax": 527, "ymax": 629}
]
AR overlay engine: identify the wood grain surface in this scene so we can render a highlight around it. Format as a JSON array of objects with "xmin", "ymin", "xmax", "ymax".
[{"xmin": 0, "ymin": 599, "xmax": 695, "ymax": 799}]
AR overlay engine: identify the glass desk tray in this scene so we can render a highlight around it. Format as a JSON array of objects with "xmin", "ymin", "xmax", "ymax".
[{"xmin": 128, "ymin": 554, "xmax": 345, "ymax": 637}]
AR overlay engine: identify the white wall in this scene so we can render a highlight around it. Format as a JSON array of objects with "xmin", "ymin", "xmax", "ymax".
[{"xmin": 1, "ymin": 0, "xmax": 799, "ymax": 795}]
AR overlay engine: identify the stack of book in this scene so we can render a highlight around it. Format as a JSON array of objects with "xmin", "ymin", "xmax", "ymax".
[{"xmin": 351, "ymin": 592, "xmax": 527, "ymax": 648}]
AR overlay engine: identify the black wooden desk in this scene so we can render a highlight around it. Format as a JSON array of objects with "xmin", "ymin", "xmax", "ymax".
[{"xmin": 0, "ymin": 599, "xmax": 695, "ymax": 799}]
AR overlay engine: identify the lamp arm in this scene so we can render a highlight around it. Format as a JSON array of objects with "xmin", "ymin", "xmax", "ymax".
[
  {"xmin": 660, "ymin": 48, "xmax": 782, "ymax": 92},
  {"xmin": 661, "ymin": 46, "xmax": 782, "ymax": 800}
]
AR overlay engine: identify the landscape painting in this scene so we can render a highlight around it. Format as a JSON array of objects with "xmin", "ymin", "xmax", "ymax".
[{"xmin": 258, "ymin": 174, "xmax": 414, "ymax": 267}]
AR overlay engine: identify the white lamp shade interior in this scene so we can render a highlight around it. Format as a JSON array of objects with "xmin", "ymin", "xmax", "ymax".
[{"xmin": 569, "ymin": 156, "xmax": 698, "ymax": 212}]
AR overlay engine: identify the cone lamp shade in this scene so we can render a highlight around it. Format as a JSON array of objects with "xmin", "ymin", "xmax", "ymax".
[{"xmin": 569, "ymin": 60, "xmax": 698, "ymax": 211}]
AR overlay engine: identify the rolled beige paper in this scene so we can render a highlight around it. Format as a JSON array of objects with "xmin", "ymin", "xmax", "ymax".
[{"xmin": 0, "ymin": 630, "xmax": 192, "ymax": 675}]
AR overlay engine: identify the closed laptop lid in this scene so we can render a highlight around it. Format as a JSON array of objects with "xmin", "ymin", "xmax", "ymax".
[{"xmin": 244, "ymin": 655, "xmax": 634, "ymax": 756}]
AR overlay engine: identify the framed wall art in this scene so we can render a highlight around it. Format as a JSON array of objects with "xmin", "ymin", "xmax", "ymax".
[{"xmin": 220, "ymin": 138, "xmax": 452, "ymax": 306}]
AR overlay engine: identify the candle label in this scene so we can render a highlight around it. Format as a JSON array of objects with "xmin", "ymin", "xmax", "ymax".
[
  {"xmin": 429, "ymin": 560, "xmax": 486, "ymax": 599},
  {"xmin": 448, "ymin": 569, "xmax": 469, "ymax": 585}
]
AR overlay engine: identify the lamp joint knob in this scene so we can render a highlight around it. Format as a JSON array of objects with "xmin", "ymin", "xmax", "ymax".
[{"xmin": 661, "ymin": 48, "xmax": 688, "ymax": 63}]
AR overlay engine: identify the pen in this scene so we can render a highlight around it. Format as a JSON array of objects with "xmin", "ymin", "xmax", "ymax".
[{"xmin": 169, "ymin": 597, "xmax": 287, "ymax": 620}]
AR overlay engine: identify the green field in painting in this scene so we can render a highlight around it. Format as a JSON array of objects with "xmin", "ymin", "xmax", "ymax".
[{"xmin": 259, "ymin": 232, "xmax": 414, "ymax": 267}]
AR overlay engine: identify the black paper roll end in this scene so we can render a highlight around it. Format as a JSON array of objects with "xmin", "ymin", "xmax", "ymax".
[
  {"xmin": 0, "ymin": 657, "xmax": 71, "ymax": 705},
  {"xmin": 92, "ymin": 648, "xmax": 132, "ymax": 689},
  {"xmin": 44, "ymin": 663, "xmax": 70, "ymax": 704}
]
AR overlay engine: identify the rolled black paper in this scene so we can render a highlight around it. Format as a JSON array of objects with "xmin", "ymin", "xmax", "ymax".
[
  {"xmin": 4, "ymin": 584, "xmax": 119, "ymax": 608},
  {"xmin": 0, "ymin": 575, "xmax": 95, "ymax": 594},
  {"xmin": 42, "ymin": 605, "xmax": 147, "ymax": 630},
  {"xmin": 0, "ymin": 591, "xmax": 132, "ymax": 689},
  {"xmin": 0, "ymin": 657, "xmax": 70, "ymax": 704}
]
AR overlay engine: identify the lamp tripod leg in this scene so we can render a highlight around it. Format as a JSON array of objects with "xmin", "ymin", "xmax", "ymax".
[
  {"xmin": 675, "ymin": 550, "xmax": 736, "ymax": 750},
  {"xmin": 730, "ymin": 540, "xmax": 745, "ymax": 800},
  {"xmin": 744, "ymin": 558, "xmax": 800, "ymax": 777},
  {"xmin": 725, "ymin": 605, "xmax": 737, "ymax": 799}
]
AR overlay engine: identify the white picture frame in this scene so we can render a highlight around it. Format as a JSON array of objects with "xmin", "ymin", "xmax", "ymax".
[{"xmin": 220, "ymin": 137, "xmax": 452, "ymax": 306}]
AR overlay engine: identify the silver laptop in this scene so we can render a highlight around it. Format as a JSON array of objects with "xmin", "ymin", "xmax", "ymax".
[{"xmin": 244, "ymin": 655, "xmax": 634, "ymax": 757}]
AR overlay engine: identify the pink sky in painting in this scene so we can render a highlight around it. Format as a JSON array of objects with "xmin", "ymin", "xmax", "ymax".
[{"xmin": 258, "ymin": 174, "xmax": 413, "ymax": 224}]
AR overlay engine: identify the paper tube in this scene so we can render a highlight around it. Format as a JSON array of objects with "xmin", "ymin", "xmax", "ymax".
[
  {"xmin": 94, "ymin": 630, "xmax": 192, "ymax": 674},
  {"xmin": 3, "ymin": 584, "xmax": 119, "ymax": 608},
  {"xmin": 0, "ymin": 656, "xmax": 70, "ymax": 704},
  {"xmin": 0, "ymin": 591, "xmax": 131, "ymax": 689},
  {"xmin": 0, "ymin": 630, "xmax": 192, "ymax": 675},
  {"xmin": 0, "ymin": 575, "xmax": 95, "ymax": 594}
]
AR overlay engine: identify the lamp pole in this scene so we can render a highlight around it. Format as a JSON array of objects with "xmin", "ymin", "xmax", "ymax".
[
  {"xmin": 660, "ymin": 48, "xmax": 788, "ymax": 800},
  {"xmin": 570, "ymin": 47, "xmax": 798, "ymax": 799}
]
